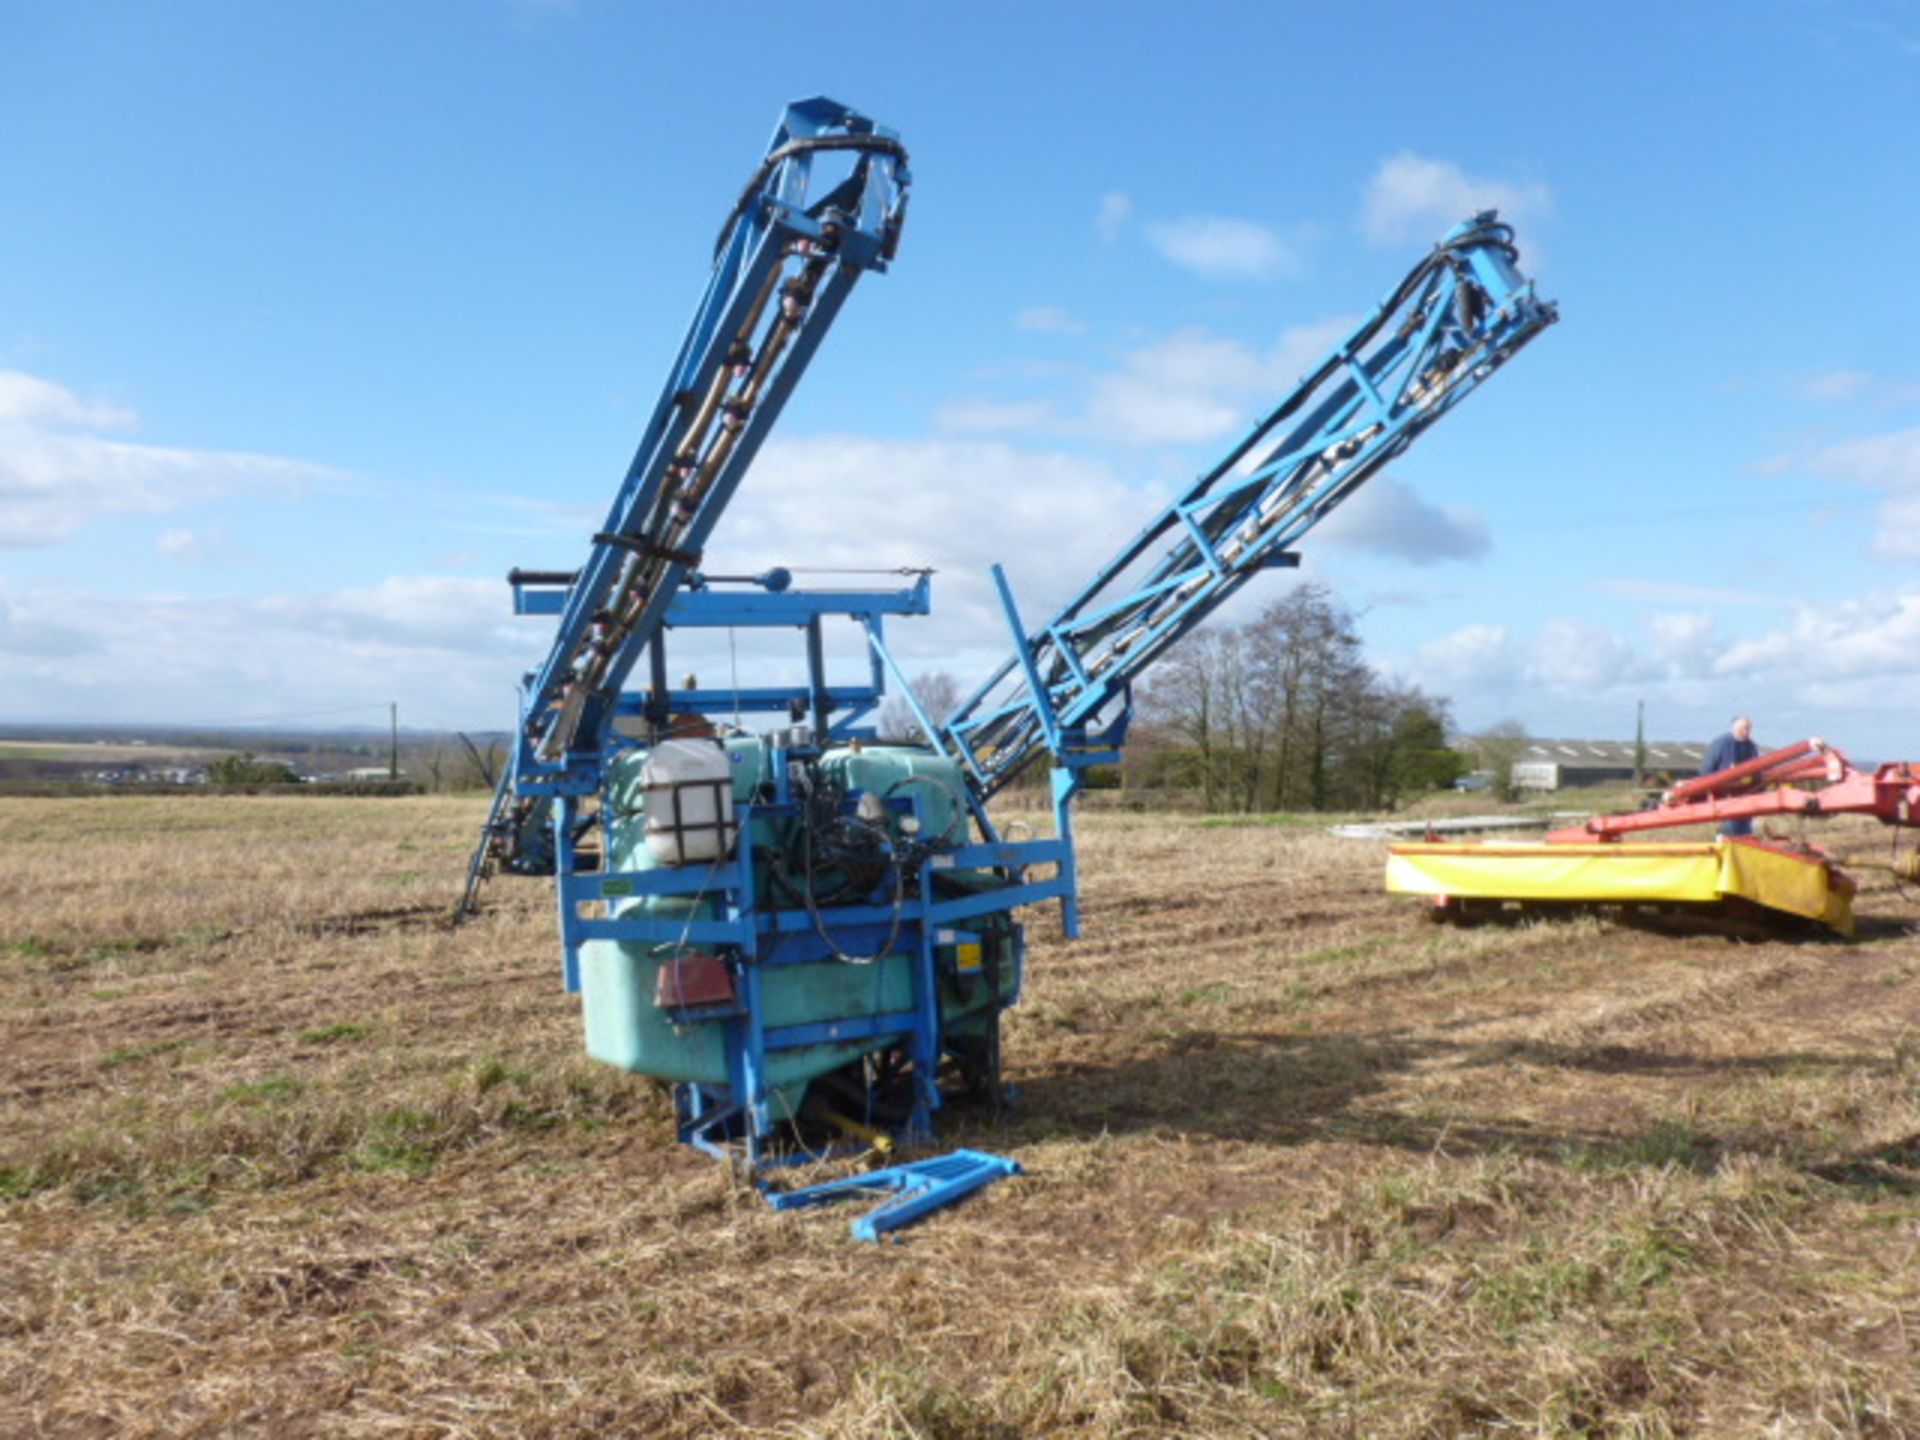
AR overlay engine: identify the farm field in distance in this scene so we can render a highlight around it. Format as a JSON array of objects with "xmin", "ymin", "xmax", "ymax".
[{"xmin": 3, "ymin": 794, "xmax": 1918, "ymax": 1437}]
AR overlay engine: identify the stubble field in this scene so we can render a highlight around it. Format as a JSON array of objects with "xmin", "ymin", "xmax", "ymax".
[{"xmin": 3, "ymin": 794, "xmax": 1919, "ymax": 1437}]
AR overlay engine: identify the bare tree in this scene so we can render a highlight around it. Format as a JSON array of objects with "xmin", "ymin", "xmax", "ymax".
[
  {"xmin": 456, "ymin": 732, "xmax": 499, "ymax": 790},
  {"xmin": 1141, "ymin": 631, "xmax": 1225, "ymax": 810},
  {"xmin": 1345, "ymin": 683, "xmax": 1459, "ymax": 810},
  {"xmin": 877, "ymin": 670, "xmax": 963, "ymax": 743},
  {"xmin": 1140, "ymin": 583, "xmax": 1464, "ymax": 814},
  {"xmin": 1246, "ymin": 583, "xmax": 1363, "ymax": 811}
]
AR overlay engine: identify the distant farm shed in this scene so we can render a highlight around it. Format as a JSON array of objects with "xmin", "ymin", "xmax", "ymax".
[{"xmin": 1510, "ymin": 739, "xmax": 1705, "ymax": 791}]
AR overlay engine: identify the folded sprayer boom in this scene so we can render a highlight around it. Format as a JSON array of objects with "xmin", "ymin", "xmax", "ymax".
[
  {"xmin": 458, "ymin": 98, "xmax": 910, "ymax": 917},
  {"xmin": 939, "ymin": 216, "xmax": 1555, "ymax": 807},
  {"xmin": 930, "ymin": 214, "xmax": 1555, "ymax": 933}
]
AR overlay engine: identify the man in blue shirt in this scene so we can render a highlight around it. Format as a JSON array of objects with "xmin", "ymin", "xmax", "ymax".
[{"xmin": 1702, "ymin": 715, "xmax": 1759, "ymax": 837}]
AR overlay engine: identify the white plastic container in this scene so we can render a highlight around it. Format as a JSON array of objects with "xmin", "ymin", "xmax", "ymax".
[{"xmin": 641, "ymin": 739, "xmax": 738, "ymax": 866}]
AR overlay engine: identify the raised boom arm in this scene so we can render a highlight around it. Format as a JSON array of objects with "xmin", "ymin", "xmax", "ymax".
[
  {"xmin": 938, "ymin": 214, "xmax": 1554, "ymax": 802},
  {"xmin": 524, "ymin": 98, "xmax": 909, "ymax": 775},
  {"xmin": 460, "ymin": 98, "xmax": 909, "ymax": 912}
]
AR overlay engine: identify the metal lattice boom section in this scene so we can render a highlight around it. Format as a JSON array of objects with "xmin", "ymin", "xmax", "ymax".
[
  {"xmin": 459, "ymin": 98, "xmax": 910, "ymax": 914},
  {"xmin": 939, "ymin": 213, "xmax": 1555, "ymax": 798},
  {"xmin": 525, "ymin": 98, "xmax": 910, "ymax": 768}
]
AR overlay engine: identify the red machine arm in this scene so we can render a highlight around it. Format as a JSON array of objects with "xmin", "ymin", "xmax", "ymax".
[{"xmin": 1547, "ymin": 740, "xmax": 1920, "ymax": 843}]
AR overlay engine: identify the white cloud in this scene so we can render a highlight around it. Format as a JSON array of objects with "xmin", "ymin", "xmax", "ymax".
[
  {"xmin": 1145, "ymin": 216, "xmax": 1306, "ymax": 281},
  {"xmin": 1809, "ymin": 425, "xmax": 1920, "ymax": 489},
  {"xmin": 706, "ymin": 434, "xmax": 1175, "ymax": 687},
  {"xmin": 1716, "ymin": 591, "xmax": 1920, "ymax": 681},
  {"xmin": 1396, "ymin": 597, "xmax": 1920, "ymax": 756},
  {"xmin": 1316, "ymin": 476, "xmax": 1489, "ymax": 565},
  {"xmin": 1086, "ymin": 334, "xmax": 1246, "ymax": 445},
  {"xmin": 1095, "ymin": 192, "xmax": 1132, "ymax": 243},
  {"xmin": 1792, "ymin": 674, "xmax": 1920, "ymax": 720},
  {"xmin": 1797, "ymin": 369, "xmax": 1876, "ymax": 402},
  {"xmin": 0, "ymin": 368, "xmax": 326, "ymax": 547},
  {"xmin": 1015, "ymin": 305, "xmax": 1086, "ymax": 336},
  {"xmin": 154, "ymin": 526, "xmax": 244, "ymax": 566},
  {"xmin": 1528, "ymin": 620, "xmax": 1647, "ymax": 691},
  {"xmin": 1804, "ymin": 425, "xmax": 1920, "ymax": 555},
  {"xmin": 0, "ymin": 575, "xmax": 527, "ymax": 726},
  {"xmin": 1359, "ymin": 153, "xmax": 1552, "ymax": 247},
  {"xmin": 293, "ymin": 575, "xmax": 511, "ymax": 647},
  {"xmin": 1085, "ymin": 317, "xmax": 1353, "ymax": 448},
  {"xmin": 0, "ymin": 369, "xmax": 136, "ymax": 429},
  {"xmin": 1792, "ymin": 370, "xmax": 1920, "ymax": 407},
  {"xmin": 1411, "ymin": 609, "xmax": 1727, "ymax": 703},
  {"xmin": 0, "ymin": 589, "xmax": 99, "ymax": 659},
  {"xmin": 1870, "ymin": 492, "xmax": 1920, "ymax": 559},
  {"xmin": 933, "ymin": 399, "xmax": 1059, "ymax": 436},
  {"xmin": 1413, "ymin": 623, "xmax": 1515, "ymax": 690},
  {"xmin": 1645, "ymin": 610, "xmax": 1720, "ymax": 671},
  {"xmin": 933, "ymin": 313, "xmax": 1354, "ymax": 452}
]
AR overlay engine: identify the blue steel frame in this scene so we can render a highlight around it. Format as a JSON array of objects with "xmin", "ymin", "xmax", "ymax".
[
  {"xmin": 938, "ymin": 213, "xmax": 1556, "ymax": 910},
  {"xmin": 473, "ymin": 156, "xmax": 1555, "ymax": 1181},
  {"xmin": 513, "ymin": 568, "xmax": 934, "ymax": 740},
  {"xmin": 519, "ymin": 569, "xmax": 1071, "ymax": 1170}
]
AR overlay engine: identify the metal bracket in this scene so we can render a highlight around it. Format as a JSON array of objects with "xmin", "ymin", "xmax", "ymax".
[
  {"xmin": 593, "ymin": 532, "xmax": 703, "ymax": 568},
  {"xmin": 764, "ymin": 1149, "xmax": 1021, "ymax": 1241}
]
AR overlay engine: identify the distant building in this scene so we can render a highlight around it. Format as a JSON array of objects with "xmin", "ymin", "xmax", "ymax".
[
  {"xmin": 1510, "ymin": 739, "xmax": 1705, "ymax": 792},
  {"xmin": 344, "ymin": 766, "xmax": 404, "ymax": 782}
]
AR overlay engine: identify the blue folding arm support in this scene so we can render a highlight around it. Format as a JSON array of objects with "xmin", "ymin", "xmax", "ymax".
[
  {"xmin": 938, "ymin": 213, "xmax": 1555, "ymax": 805},
  {"xmin": 764, "ymin": 1149, "xmax": 1022, "ymax": 1241}
]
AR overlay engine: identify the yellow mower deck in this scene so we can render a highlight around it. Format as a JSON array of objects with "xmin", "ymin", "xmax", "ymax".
[{"xmin": 1385, "ymin": 839, "xmax": 1855, "ymax": 935}]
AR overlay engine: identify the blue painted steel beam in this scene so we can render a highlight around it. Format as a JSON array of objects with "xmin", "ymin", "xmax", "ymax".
[
  {"xmin": 610, "ymin": 684, "xmax": 886, "ymax": 717},
  {"xmin": 513, "ymin": 575, "xmax": 931, "ymax": 622},
  {"xmin": 939, "ymin": 213, "xmax": 1554, "ymax": 800},
  {"xmin": 568, "ymin": 871, "xmax": 1072, "ymax": 949}
]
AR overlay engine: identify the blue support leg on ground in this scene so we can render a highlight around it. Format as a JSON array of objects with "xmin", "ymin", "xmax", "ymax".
[{"xmin": 764, "ymin": 1150, "xmax": 1022, "ymax": 1241}]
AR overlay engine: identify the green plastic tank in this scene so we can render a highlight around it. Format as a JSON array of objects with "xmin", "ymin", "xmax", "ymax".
[{"xmin": 578, "ymin": 738, "xmax": 1013, "ymax": 1110}]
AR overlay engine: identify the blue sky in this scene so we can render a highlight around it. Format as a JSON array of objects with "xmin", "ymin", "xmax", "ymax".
[{"xmin": 4, "ymin": 0, "xmax": 1919, "ymax": 755}]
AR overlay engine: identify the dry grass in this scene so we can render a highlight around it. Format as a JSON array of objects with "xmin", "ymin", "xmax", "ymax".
[{"xmin": 3, "ymin": 795, "xmax": 1918, "ymax": 1437}]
